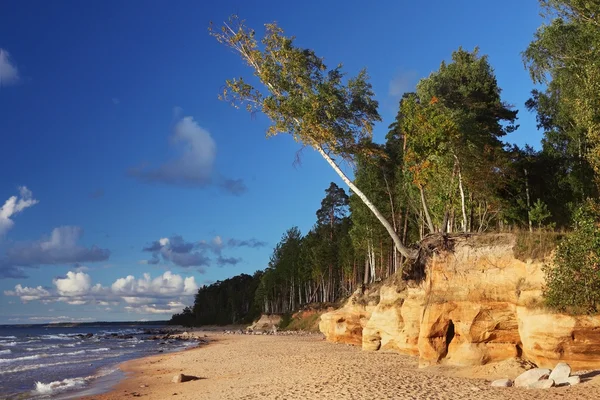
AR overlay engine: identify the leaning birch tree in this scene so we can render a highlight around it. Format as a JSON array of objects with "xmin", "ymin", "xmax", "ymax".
[{"xmin": 210, "ymin": 16, "xmax": 417, "ymax": 261}]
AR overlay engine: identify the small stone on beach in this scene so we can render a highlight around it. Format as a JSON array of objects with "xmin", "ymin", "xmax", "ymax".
[
  {"xmin": 490, "ymin": 378, "xmax": 512, "ymax": 387},
  {"xmin": 172, "ymin": 373, "xmax": 199, "ymax": 383}
]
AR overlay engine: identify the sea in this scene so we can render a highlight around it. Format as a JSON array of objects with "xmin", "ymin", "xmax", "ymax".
[{"xmin": 0, "ymin": 324, "xmax": 193, "ymax": 399}]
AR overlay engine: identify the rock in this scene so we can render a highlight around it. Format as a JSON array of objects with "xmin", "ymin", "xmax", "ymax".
[
  {"xmin": 490, "ymin": 378, "xmax": 512, "ymax": 387},
  {"xmin": 319, "ymin": 288, "xmax": 377, "ymax": 346},
  {"xmin": 140, "ymin": 384, "xmax": 148, "ymax": 388},
  {"xmin": 527, "ymin": 379, "xmax": 554, "ymax": 389},
  {"xmin": 514, "ymin": 368, "xmax": 551, "ymax": 388},
  {"xmin": 566, "ymin": 375, "xmax": 581, "ymax": 386},
  {"xmin": 548, "ymin": 362, "xmax": 571, "ymax": 384},
  {"xmin": 172, "ymin": 374, "xmax": 198, "ymax": 383},
  {"xmin": 246, "ymin": 314, "xmax": 282, "ymax": 333}
]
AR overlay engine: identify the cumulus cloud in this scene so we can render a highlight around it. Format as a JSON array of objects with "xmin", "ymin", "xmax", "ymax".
[
  {"xmin": 130, "ymin": 116, "xmax": 215, "ymax": 186},
  {"xmin": 0, "ymin": 186, "xmax": 38, "ymax": 236},
  {"xmin": 0, "ymin": 226, "xmax": 110, "ymax": 279},
  {"xmin": 141, "ymin": 234, "xmax": 265, "ymax": 268},
  {"xmin": 4, "ymin": 270, "xmax": 198, "ymax": 315},
  {"xmin": 143, "ymin": 235, "xmax": 209, "ymax": 268},
  {"xmin": 388, "ymin": 70, "xmax": 419, "ymax": 98},
  {"xmin": 0, "ymin": 49, "xmax": 20, "ymax": 86},
  {"xmin": 5, "ymin": 284, "xmax": 51, "ymax": 301},
  {"xmin": 129, "ymin": 115, "xmax": 246, "ymax": 195}
]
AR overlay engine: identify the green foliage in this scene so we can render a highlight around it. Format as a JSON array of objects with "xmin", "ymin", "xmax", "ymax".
[
  {"xmin": 530, "ymin": 199, "xmax": 552, "ymax": 230},
  {"xmin": 544, "ymin": 201, "xmax": 600, "ymax": 313},
  {"xmin": 277, "ymin": 312, "xmax": 293, "ymax": 330},
  {"xmin": 169, "ymin": 272, "xmax": 263, "ymax": 326},
  {"xmin": 210, "ymin": 16, "xmax": 381, "ymax": 160},
  {"xmin": 524, "ymin": 0, "xmax": 600, "ymax": 183}
]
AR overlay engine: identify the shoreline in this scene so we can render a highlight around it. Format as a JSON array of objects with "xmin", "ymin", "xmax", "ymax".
[{"xmin": 79, "ymin": 331, "xmax": 600, "ymax": 400}]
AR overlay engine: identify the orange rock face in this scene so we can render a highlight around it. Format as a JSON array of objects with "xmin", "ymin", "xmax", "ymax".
[{"xmin": 319, "ymin": 234, "xmax": 600, "ymax": 371}]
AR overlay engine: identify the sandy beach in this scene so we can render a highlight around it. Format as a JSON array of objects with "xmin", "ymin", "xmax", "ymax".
[{"xmin": 82, "ymin": 332, "xmax": 600, "ymax": 400}]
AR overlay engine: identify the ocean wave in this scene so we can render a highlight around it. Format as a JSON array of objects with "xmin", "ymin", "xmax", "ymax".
[
  {"xmin": 0, "ymin": 349, "xmax": 11, "ymax": 355},
  {"xmin": 0, "ymin": 354, "xmax": 41, "ymax": 363},
  {"xmin": 52, "ymin": 350, "xmax": 86, "ymax": 357},
  {"xmin": 89, "ymin": 347, "xmax": 110, "ymax": 353},
  {"xmin": 1, "ymin": 342, "xmax": 17, "ymax": 347},
  {"xmin": 41, "ymin": 334, "xmax": 74, "ymax": 340},
  {"xmin": 0, "ymin": 336, "xmax": 17, "ymax": 339},
  {"xmin": 25, "ymin": 345, "xmax": 59, "ymax": 351},
  {"xmin": 34, "ymin": 376, "xmax": 87, "ymax": 395},
  {"xmin": 0, "ymin": 357, "xmax": 107, "ymax": 375},
  {"xmin": 33, "ymin": 367, "xmax": 118, "ymax": 396}
]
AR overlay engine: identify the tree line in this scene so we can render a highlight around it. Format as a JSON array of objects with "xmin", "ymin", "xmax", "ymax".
[{"xmin": 170, "ymin": 0, "xmax": 600, "ymax": 325}]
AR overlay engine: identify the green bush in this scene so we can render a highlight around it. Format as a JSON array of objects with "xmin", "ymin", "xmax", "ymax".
[
  {"xmin": 544, "ymin": 200, "xmax": 600, "ymax": 314},
  {"xmin": 278, "ymin": 312, "xmax": 293, "ymax": 330}
]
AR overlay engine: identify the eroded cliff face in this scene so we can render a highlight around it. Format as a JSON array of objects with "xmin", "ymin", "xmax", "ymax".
[{"xmin": 319, "ymin": 234, "xmax": 600, "ymax": 371}]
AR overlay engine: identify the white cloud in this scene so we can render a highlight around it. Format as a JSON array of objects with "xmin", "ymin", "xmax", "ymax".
[
  {"xmin": 54, "ymin": 271, "xmax": 92, "ymax": 296},
  {"xmin": 129, "ymin": 114, "xmax": 246, "ymax": 195},
  {"xmin": 4, "ymin": 284, "xmax": 50, "ymax": 301},
  {"xmin": 0, "ymin": 186, "xmax": 38, "ymax": 236},
  {"xmin": 130, "ymin": 116, "xmax": 216, "ymax": 186},
  {"xmin": 5, "ymin": 271, "xmax": 198, "ymax": 315},
  {"xmin": 0, "ymin": 49, "xmax": 19, "ymax": 86}
]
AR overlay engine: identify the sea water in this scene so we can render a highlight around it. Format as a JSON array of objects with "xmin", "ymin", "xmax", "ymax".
[{"xmin": 0, "ymin": 324, "xmax": 192, "ymax": 399}]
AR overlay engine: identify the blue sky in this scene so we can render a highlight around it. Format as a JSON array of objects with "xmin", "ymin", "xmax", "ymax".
[{"xmin": 0, "ymin": 0, "xmax": 544, "ymax": 323}]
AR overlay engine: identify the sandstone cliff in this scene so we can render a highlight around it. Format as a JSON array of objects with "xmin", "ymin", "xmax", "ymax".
[{"xmin": 319, "ymin": 234, "xmax": 600, "ymax": 371}]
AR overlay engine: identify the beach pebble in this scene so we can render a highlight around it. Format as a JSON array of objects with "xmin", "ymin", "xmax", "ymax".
[
  {"xmin": 491, "ymin": 378, "xmax": 512, "ymax": 387},
  {"xmin": 514, "ymin": 368, "xmax": 551, "ymax": 387},
  {"xmin": 172, "ymin": 374, "xmax": 198, "ymax": 383},
  {"xmin": 527, "ymin": 379, "xmax": 554, "ymax": 389},
  {"xmin": 549, "ymin": 362, "xmax": 571, "ymax": 385}
]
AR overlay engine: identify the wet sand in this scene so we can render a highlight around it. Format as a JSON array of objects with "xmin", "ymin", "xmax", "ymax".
[{"xmin": 84, "ymin": 333, "xmax": 600, "ymax": 400}]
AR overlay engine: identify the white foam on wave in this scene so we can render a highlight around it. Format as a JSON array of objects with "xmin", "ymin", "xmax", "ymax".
[
  {"xmin": 0, "ymin": 336, "xmax": 17, "ymax": 339},
  {"xmin": 89, "ymin": 347, "xmax": 110, "ymax": 353},
  {"xmin": 0, "ymin": 356, "xmax": 108, "ymax": 375},
  {"xmin": 26, "ymin": 344, "xmax": 59, "ymax": 351},
  {"xmin": 52, "ymin": 350, "xmax": 86, "ymax": 357},
  {"xmin": 41, "ymin": 334, "xmax": 74, "ymax": 340},
  {"xmin": 34, "ymin": 376, "xmax": 87, "ymax": 395},
  {"xmin": 1, "ymin": 342, "xmax": 17, "ymax": 346},
  {"xmin": 0, "ymin": 354, "xmax": 41, "ymax": 363},
  {"xmin": 0, "ymin": 349, "xmax": 11, "ymax": 355},
  {"xmin": 32, "ymin": 366, "xmax": 119, "ymax": 397}
]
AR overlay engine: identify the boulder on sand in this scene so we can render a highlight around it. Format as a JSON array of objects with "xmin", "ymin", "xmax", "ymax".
[
  {"xmin": 527, "ymin": 379, "xmax": 554, "ymax": 389},
  {"xmin": 548, "ymin": 362, "xmax": 571, "ymax": 385},
  {"xmin": 514, "ymin": 368, "xmax": 550, "ymax": 388}
]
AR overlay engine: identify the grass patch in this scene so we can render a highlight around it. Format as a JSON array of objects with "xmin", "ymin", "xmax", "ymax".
[
  {"xmin": 284, "ymin": 312, "xmax": 322, "ymax": 332},
  {"xmin": 277, "ymin": 312, "xmax": 293, "ymax": 330},
  {"xmin": 513, "ymin": 231, "xmax": 565, "ymax": 261}
]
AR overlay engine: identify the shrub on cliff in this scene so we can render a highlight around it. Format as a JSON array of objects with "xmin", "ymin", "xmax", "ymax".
[{"xmin": 544, "ymin": 200, "xmax": 600, "ymax": 314}]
